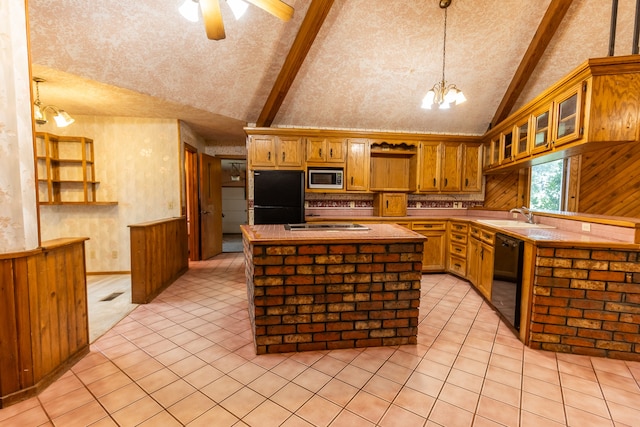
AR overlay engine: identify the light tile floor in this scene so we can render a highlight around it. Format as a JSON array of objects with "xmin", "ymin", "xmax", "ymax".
[{"xmin": 2, "ymin": 252, "xmax": 640, "ymax": 427}]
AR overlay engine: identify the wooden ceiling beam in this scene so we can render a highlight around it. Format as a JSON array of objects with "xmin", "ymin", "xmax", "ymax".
[
  {"xmin": 256, "ymin": 0, "xmax": 334, "ymax": 127},
  {"xmin": 490, "ymin": 0, "xmax": 574, "ymax": 129}
]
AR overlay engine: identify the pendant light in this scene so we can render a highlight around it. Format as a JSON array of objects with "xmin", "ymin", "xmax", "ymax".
[{"xmin": 421, "ymin": 0, "xmax": 466, "ymax": 110}]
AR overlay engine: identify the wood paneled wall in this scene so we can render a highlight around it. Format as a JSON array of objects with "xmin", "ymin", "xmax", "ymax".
[
  {"xmin": 0, "ymin": 239, "xmax": 89, "ymax": 408},
  {"xmin": 483, "ymin": 170, "xmax": 528, "ymax": 210},
  {"xmin": 129, "ymin": 217, "xmax": 188, "ymax": 304},
  {"xmin": 578, "ymin": 143, "xmax": 640, "ymax": 217}
]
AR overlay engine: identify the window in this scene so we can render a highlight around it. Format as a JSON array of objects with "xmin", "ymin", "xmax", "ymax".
[{"xmin": 530, "ymin": 159, "xmax": 566, "ymax": 210}]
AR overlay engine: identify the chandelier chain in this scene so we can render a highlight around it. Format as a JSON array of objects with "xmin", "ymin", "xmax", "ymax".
[{"xmin": 442, "ymin": 7, "xmax": 447, "ymax": 84}]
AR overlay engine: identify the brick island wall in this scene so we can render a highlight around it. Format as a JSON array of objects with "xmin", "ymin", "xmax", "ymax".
[
  {"xmin": 243, "ymin": 239, "xmax": 423, "ymax": 355},
  {"xmin": 530, "ymin": 247, "xmax": 640, "ymax": 361}
]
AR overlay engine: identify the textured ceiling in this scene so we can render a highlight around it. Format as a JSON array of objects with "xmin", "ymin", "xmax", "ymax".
[{"xmin": 28, "ymin": 0, "xmax": 639, "ymax": 145}]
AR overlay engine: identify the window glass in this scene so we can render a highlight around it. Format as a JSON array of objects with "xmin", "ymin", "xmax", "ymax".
[{"xmin": 530, "ymin": 159, "xmax": 564, "ymax": 210}]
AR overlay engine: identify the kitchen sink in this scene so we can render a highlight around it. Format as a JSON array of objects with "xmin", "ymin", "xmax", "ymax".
[
  {"xmin": 476, "ymin": 219, "xmax": 556, "ymax": 229},
  {"xmin": 285, "ymin": 223, "xmax": 369, "ymax": 231}
]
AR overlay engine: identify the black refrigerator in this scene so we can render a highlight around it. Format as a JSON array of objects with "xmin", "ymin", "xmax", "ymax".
[{"xmin": 253, "ymin": 170, "xmax": 305, "ymax": 224}]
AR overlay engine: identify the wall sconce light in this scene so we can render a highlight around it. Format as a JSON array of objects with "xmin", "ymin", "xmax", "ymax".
[{"xmin": 33, "ymin": 77, "xmax": 75, "ymax": 127}]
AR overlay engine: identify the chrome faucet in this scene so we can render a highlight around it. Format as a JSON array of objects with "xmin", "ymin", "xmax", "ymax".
[{"xmin": 510, "ymin": 206, "xmax": 535, "ymax": 224}]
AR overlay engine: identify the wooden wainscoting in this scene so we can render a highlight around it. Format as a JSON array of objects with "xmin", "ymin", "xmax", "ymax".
[
  {"xmin": 0, "ymin": 238, "xmax": 90, "ymax": 408},
  {"xmin": 129, "ymin": 217, "xmax": 188, "ymax": 304}
]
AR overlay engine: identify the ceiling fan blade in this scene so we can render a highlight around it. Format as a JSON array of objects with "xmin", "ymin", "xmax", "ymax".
[
  {"xmin": 200, "ymin": 0, "xmax": 226, "ymax": 40},
  {"xmin": 245, "ymin": 0, "xmax": 294, "ymax": 22}
]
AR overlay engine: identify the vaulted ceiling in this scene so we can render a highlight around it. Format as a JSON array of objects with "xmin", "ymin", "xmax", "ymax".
[{"xmin": 28, "ymin": 0, "xmax": 639, "ymax": 145}]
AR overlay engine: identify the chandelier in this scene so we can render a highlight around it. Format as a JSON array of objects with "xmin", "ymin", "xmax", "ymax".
[{"xmin": 421, "ymin": 0, "xmax": 466, "ymax": 110}]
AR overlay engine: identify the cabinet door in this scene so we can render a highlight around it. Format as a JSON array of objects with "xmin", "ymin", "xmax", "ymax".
[
  {"xmin": 553, "ymin": 82, "xmax": 585, "ymax": 147},
  {"xmin": 500, "ymin": 129, "xmax": 514, "ymax": 164},
  {"xmin": 461, "ymin": 144, "xmax": 482, "ymax": 192},
  {"xmin": 326, "ymin": 138, "xmax": 345, "ymax": 162},
  {"xmin": 250, "ymin": 136, "xmax": 277, "ymax": 168},
  {"xmin": 376, "ymin": 193, "xmax": 406, "ymax": 216},
  {"xmin": 306, "ymin": 137, "xmax": 325, "ymax": 163},
  {"xmin": 477, "ymin": 242, "xmax": 494, "ymax": 300},
  {"xmin": 420, "ymin": 231, "xmax": 446, "ymax": 271},
  {"xmin": 531, "ymin": 106, "xmax": 552, "ymax": 155},
  {"xmin": 515, "ymin": 119, "xmax": 530, "ymax": 159},
  {"xmin": 441, "ymin": 143, "xmax": 462, "ymax": 191},
  {"xmin": 277, "ymin": 136, "xmax": 304, "ymax": 167},
  {"xmin": 418, "ymin": 142, "xmax": 440, "ymax": 192},
  {"xmin": 346, "ymin": 139, "xmax": 369, "ymax": 191},
  {"xmin": 467, "ymin": 237, "xmax": 480, "ymax": 286}
]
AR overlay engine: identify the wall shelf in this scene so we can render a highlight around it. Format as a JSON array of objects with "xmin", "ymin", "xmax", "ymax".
[{"xmin": 35, "ymin": 132, "xmax": 117, "ymax": 205}]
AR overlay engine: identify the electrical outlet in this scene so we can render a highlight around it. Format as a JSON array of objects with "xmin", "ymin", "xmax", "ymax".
[
  {"xmin": 89, "ymin": 250, "xmax": 96, "ymax": 259},
  {"xmin": 168, "ymin": 201, "xmax": 174, "ymax": 210},
  {"xmin": 416, "ymin": 201, "xmax": 422, "ymax": 209},
  {"xmin": 349, "ymin": 201, "xmax": 355, "ymax": 208},
  {"xmin": 512, "ymin": 213, "xmax": 518, "ymax": 219},
  {"xmin": 111, "ymin": 250, "xmax": 118, "ymax": 259},
  {"xmin": 581, "ymin": 223, "xmax": 591, "ymax": 232}
]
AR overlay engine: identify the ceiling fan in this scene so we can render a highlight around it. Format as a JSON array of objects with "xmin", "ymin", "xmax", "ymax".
[{"xmin": 193, "ymin": 0, "xmax": 294, "ymax": 40}]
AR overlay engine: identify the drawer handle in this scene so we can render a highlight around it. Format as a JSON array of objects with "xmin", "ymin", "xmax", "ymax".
[
  {"xmin": 319, "ymin": 148, "xmax": 322, "ymax": 157},
  {"xmin": 282, "ymin": 152, "xmax": 285, "ymax": 162},
  {"xmin": 268, "ymin": 151, "xmax": 271, "ymax": 160},
  {"xmin": 454, "ymin": 263, "xmax": 461, "ymax": 268},
  {"xmin": 455, "ymin": 248, "xmax": 461, "ymax": 252},
  {"xmin": 330, "ymin": 148, "xmax": 333, "ymax": 158}
]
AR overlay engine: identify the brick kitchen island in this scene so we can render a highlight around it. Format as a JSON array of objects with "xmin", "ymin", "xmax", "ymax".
[{"xmin": 240, "ymin": 223, "xmax": 426, "ymax": 354}]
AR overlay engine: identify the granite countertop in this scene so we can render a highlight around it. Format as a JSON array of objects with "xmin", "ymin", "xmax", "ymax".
[{"xmin": 240, "ymin": 223, "xmax": 427, "ymax": 245}]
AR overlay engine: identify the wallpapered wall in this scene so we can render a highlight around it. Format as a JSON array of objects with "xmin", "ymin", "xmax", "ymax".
[
  {"xmin": 0, "ymin": 1, "xmax": 39, "ymax": 253},
  {"xmin": 37, "ymin": 116, "xmax": 181, "ymax": 272}
]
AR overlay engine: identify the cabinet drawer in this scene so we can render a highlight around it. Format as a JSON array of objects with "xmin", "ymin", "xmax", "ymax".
[
  {"xmin": 480, "ymin": 230, "xmax": 495, "ymax": 244},
  {"xmin": 448, "ymin": 255, "xmax": 466, "ymax": 277},
  {"xmin": 449, "ymin": 222, "xmax": 468, "ymax": 233},
  {"xmin": 449, "ymin": 242, "xmax": 466, "ymax": 257},
  {"xmin": 449, "ymin": 231, "xmax": 467, "ymax": 244},
  {"xmin": 470, "ymin": 226, "xmax": 481, "ymax": 239},
  {"xmin": 412, "ymin": 222, "xmax": 447, "ymax": 231}
]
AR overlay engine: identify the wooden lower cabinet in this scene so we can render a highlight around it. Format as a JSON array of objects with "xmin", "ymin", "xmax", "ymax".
[
  {"xmin": 468, "ymin": 226, "xmax": 494, "ymax": 299},
  {"xmin": 412, "ymin": 221, "xmax": 446, "ymax": 271},
  {"xmin": 447, "ymin": 221, "xmax": 468, "ymax": 277}
]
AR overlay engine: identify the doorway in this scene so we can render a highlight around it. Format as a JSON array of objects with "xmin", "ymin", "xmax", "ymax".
[{"xmin": 220, "ymin": 158, "xmax": 247, "ymax": 253}]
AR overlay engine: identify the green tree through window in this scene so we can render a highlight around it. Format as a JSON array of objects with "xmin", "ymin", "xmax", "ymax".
[{"xmin": 530, "ymin": 159, "xmax": 564, "ymax": 210}]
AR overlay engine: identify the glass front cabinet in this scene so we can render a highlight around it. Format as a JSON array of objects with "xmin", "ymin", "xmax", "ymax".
[
  {"xmin": 530, "ymin": 105, "xmax": 552, "ymax": 155},
  {"xmin": 500, "ymin": 128, "xmax": 514, "ymax": 164},
  {"xmin": 552, "ymin": 82, "xmax": 586, "ymax": 147},
  {"xmin": 515, "ymin": 119, "xmax": 530, "ymax": 159}
]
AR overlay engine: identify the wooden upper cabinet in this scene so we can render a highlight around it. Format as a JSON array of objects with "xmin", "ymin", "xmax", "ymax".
[
  {"xmin": 346, "ymin": 139, "xmax": 369, "ymax": 191},
  {"xmin": 552, "ymin": 82, "xmax": 585, "ymax": 147},
  {"xmin": 249, "ymin": 135, "xmax": 303, "ymax": 169},
  {"xmin": 441, "ymin": 142, "xmax": 462, "ymax": 191},
  {"xmin": 462, "ymin": 144, "xmax": 482, "ymax": 192},
  {"xmin": 418, "ymin": 141, "xmax": 468, "ymax": 193},
  {"xmin": 515, "ymin": 119, "xmax": 530, "ymax": 160},
  {"xmin": 530, "ymin": 105, "xmax": 552, "ymax": 155},
  {"xmin": 483, "ymin": 56, "xmax": 640, "ymax": 172},
  {"xmin": 306, "ymin": 137, "xmax": 345, "ymax": 164},
  {"xmin": 417, "ymin": 142, "xmax": 440, "ymax": 192},
  {"xmin": 500, "ymin": 128, "xmax": 514, "ymax": 164},
  {"xmin": 277, "ymin": 136, "xmax": 304, "ymax": 167},
  {"xmin": 369, "ymin": 140, "xmax": 417, "ymax": 192},
  {"xmin": 250, "ymin": 136, "xmax": 277, "ymax": 168}
]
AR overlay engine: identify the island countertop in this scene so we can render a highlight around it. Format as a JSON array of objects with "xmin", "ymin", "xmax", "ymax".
[{"xmin": 240, "ymin": 223, "xmax": 427, "ymax": 245}]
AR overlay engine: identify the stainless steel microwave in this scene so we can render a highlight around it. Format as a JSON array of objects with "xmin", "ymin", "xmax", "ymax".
[{"xmin": 307, "ymin": 168, "xmax": 344, "ymax": 190}]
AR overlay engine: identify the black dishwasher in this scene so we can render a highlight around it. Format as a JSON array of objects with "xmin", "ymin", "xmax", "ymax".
[{"xmin": 491, "ymin": 233, "xmax": 524, "ymax": 331}]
